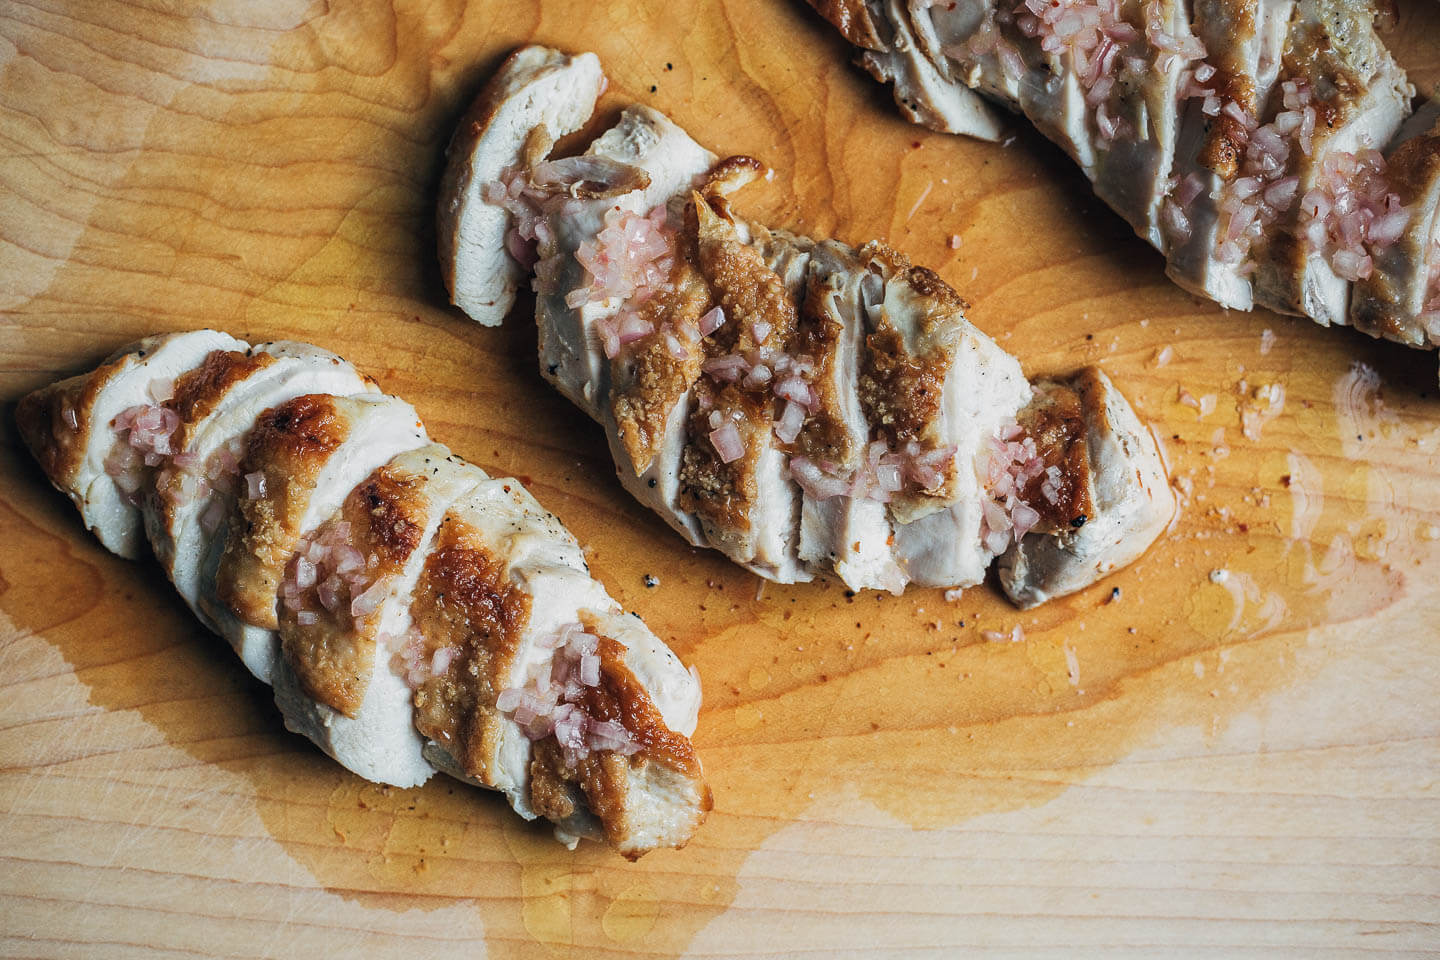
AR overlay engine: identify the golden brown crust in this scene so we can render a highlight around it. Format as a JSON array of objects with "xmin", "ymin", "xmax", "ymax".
[
  {"xmin": 581, "ymin": 633, "xmax": 703, "ymax": 778},
  {"xmin": 793, "ymin": 272, "xmax": 854, "ymax": 467},
  {"xmin": 857, "ymin": 322, "xmax": 947, "ymax": 449},
  {"xmin": 169, "ymin": 350, "xmax": 274, "ymax": 451},
  {"xmin": 678, "ymin": 381, "xmax": 767, "ymax": 535},
  {"xmin": 281, "ymin": 462, "xmax": 430, "ymax": 716},
  {"xmin": 15, "ymin": 374, "xmax": 97, "ymax": 491},
  {"xmin": 1015, "ymin": 374, "xmax": 1097, "ymax": 532},
  {"xmin": 691, "ymin": 192, "xmax": 799, "ymax": 354},
  {"xmin": 528, "ymin": 739, "xmax": 581, "ymax": 822},
  {"xmin": 408, "ymin": 514, "xmax": 531, "ymax": 782},
  {"xmin": 674, "ymin": 190, "xmax": 803, "ymax": 537},
  {"xmin": 805, "ymin": 0, "xmax": 887, "ymax": 51},
  {"xmin": 215, "ymin": 394, "xmax": 349, "ymax": 629},
  {"xmin": 610, "ymin": 257, "xmax": 711, "ymax": 473}
]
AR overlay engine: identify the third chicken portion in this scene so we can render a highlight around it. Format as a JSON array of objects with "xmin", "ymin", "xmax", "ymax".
[
  {"xmin": 804, "ymin": 0, "xmax": 1440, "ymax": 356},
  {"xmin": 438, "ymin": 46, "xmax": 1173, "ymax": 608}
]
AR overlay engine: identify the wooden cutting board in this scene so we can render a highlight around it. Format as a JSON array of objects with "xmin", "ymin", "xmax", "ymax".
[{"xmin": 3, "ymin": 2, "xmax": 1439, "ymax": 956}]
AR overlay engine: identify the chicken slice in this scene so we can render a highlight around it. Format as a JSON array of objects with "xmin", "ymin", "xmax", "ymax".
[
  {"xmin": 1163, "ymin": 0, "xmax": 1297, "ymax": 310},
  {"xmin": 437, "ymin": 46, "xmax": 606, "ymax": 326},
  {"xmin": 576, "ymin": 107, "xmax": 718, "ymax": 543},
  {"xmin": 854, "ymin": 0, "xmax": 1007, "ymax": 141},
  {"xmin": 868, "ymin": 253, "xmax": 1032, "ymax": 588},
  {"xmin": 208, "ymin": 392, "xmax": 429, "ymax": 682},
  {"xmin": 1087, "ymin": 0, "xmax": 1192, "ymax": 248},
  {"xmin": 1249, "ymin": 0, "xmax": 1412, "ymax": 324},
  {"xmin": 1349, "ymin": 101, "xmax": 1440, "ymax": 347},
  {"xmin": 678, "ymin": 191, "xmax": 809, "ymax": 581},
  {"xmin": 790, "ymin": 241, "xmax": 908, "ymax": 592},
  {"xmin": 997, "ymin": 367, "xmax": 1174, "ymax": 608},
  {"xmin": 525, "ymin": 606, "xmax": 710, "ymax": 858},
  {"xmin": 271, "ymin": 445, "xmax": 483, "ymax": 788},
  {"xmin": 14, "ymin": 330, "xmax": 243, "ymax": 559},
  {"xmin": 534, "ymin": 106, "xmax": 716, "ymax": 421},
  {"xmin": 143, "ymin": 342, "xmax": 376, "ymax": 680}
]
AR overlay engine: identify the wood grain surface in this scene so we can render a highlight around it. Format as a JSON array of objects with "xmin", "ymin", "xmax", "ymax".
[{"xmin": 2, "ymin": 2, "xmax": 1439, "ymax": 957}]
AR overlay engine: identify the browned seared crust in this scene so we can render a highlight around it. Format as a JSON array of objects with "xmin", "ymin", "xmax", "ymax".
[
  {"xmin": 583, "ymin": 634, "xmax": 703, "ymax": 776},
  {"xmin": 1191, "ymin": 0, "xmax": 1261, "ymax": 180},
  {"xmin": 675, "ymin": 190, "xmax": 805, "ymax": 537},
  {"xmin": 679, "ymin": 381, "xmax": 767, "ymax": 536},
  {"xmin": 14, "ymin": 340, "xmax": 155, "ymax": 490},
  {"xmin": 528, "ymin": 739, "xmax": 581, "ymax": 822},
  {"xmin": 169, "ymin": 350, "xmax": 274, "ymax": 452},
  {"xmin": 215, "ymin": 394, "xmax": 349, "ymax": 629},
  {"xmin": 793, "ymin": 271, "xmax": 856, "ymax": 467},
  {"xmin": 805, "ymin": 0, "xmax": 887, "ymax": 51},
  {"xmin": 16, "ymin": 375, "xmax": 96, "ymax": 491},
  {"xmin": 1015, "ymin": 373, "xmax": 1098, "ymax": 532},
  {"xmin": 690, "ymin": 190, "xmax": 799, "ymax": 354},
  {"xmin": 408, "ymin": 514, "xmax": 531, "ymax": 782},
  {"xmin": 281, "ymin": 461, "xmax": 429, "ymax": 716},
  {"xmin": 610, "ymin": 257, "xmax": 712, "ymax": 473}
]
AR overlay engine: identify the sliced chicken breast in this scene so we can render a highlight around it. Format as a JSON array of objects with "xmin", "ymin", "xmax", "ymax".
[
  {"xmin": 997, "ymin": 367, "xmax": 1174, "ymax": 608},
  {"xmin": 17, "ymin": 331, "xmax": 711, "ymax": 857},
  {"xmin": 272, "ymin": 445, "xmax": 483, "ymax": 788},
  {"xmin": 441, "ymin": 44, "xmax": 1170, "ymax": 604},
  {"xmin": 14, "ymin": 330, "xmax": 242, "ymax": 559},
  {"xmin": 791, "ymin": 240, "xmax": 907, "ymax": 593}
]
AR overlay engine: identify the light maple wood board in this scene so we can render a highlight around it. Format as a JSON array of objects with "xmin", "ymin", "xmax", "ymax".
[{"xmin": 2, "ymin": 1, "xmax": 1439, "ymax": 957}]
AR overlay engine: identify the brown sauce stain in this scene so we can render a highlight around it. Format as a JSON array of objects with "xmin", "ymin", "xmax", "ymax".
[{"xmin": 4, "ymin": 3, "xmax": 1440, "ymax": 959}]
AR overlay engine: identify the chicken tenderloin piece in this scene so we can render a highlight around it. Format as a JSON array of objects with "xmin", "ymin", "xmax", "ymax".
[
  {"xmin": 17, "ymin": 332, "xmax": 710, "ymax": 856},
  {"xmin": 995, "ymin": 367, "xmax": 1174, "ymax": 609},
  {"xmin": 14, "ymin": 329, "xmax": 243, "ymax": 559},
  {"xmin": 440, "ymin": 45, "xmax": 1171, "ymax": 606}
]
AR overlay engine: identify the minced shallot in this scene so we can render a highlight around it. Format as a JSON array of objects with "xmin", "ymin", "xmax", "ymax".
[
  {"xmin": 280, "ymin": 518, "xmax": 388, "ymax": 631},
  {"xmin": 1299, "ymin": 146, "xmax": 1409, "ymax": 282},
  {"xmin": 1212, "ymin": 80, "xmax": 1318, "ymax": 273},
  {"xmin": 789, "ymin": 440, "xmax": 956, "ymax": 505},
  {"xmin": 491, "ymin": 621, "xmax": 641, "ymax": 765},
  {"xmin": 1014, "ymin": 0, "xmax": 1141, "ymax": 143},
  {"xmin": 978, "ymin": 420, "xmax": 1048, "ymax": 555}
]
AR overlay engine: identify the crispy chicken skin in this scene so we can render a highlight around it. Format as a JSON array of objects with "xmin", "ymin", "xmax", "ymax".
[
  {"xmin": 17, "ymin": 333, "xmax": 709, "ymax": 856},
  {"xmin": 439, "ymin": 44, "xmax": 1171, "ymax": 605}
]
